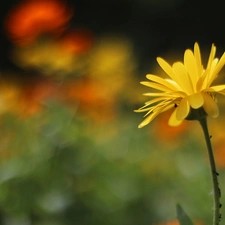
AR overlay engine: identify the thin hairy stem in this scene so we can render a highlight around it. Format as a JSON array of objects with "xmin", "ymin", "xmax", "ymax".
[{"xmin": 199, "ymin": 117, "xmax": 221, "ymax": 225}]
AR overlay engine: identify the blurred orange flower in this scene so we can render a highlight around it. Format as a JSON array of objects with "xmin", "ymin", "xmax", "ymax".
[
  {"xmin": 60, "ymin": 29, "xmax": 94, "ymax": 54},
  {"xmin": 4, "ymin": 0, "xmax": 73, "ymax": 45},
  {"xmin": 152, "ymin": 109, "xmax": 191, "ymax": 144},
  {"xmin": 60, "ymin": 78, "xmax": 116, "ymax": 122},
  {"xmin": 15, "ymin": 78, "xmax": 58, "ymax": 117}
]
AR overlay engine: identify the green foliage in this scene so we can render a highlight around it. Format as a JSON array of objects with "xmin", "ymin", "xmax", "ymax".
[
  {"xmin": 176, "ymin": 204, "xmax": 194, "ymax": 225},
  {"xmin": 0, "ymin": 101, "xmax": 223, "ymax": 225}
]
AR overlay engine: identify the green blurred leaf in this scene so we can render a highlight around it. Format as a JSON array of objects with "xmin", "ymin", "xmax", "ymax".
[{"xmin": 176, "ymin": 204, "xmax": 194, "ymax": 225}]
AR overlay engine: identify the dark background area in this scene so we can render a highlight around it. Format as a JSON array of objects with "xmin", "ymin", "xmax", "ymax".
[{"xmin": 1, "ymin": 0, "xmax": 225, "ymax": 74}]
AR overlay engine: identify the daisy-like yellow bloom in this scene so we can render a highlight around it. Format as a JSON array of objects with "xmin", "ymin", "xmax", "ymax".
[{"xmin": 135, "ymin": 43, "xmax": 225, "ymax": 128}]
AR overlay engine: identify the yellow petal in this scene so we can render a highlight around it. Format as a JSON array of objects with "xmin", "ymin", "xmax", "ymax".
[
  {"xmin": 205, "ymin": 84, "xmax": 225, "ymax": 92},
  {"xmin": 156, "ymin": 57, "xmax": 180, "ymax": 83},
  {"xmin": 194, "ymin": 43, "xmax": 202, "ymax": 76},
  {"xmin": 144, "ymin": 97, "xmax": 168, "ymax": 105},
  {"xmin": 176, "ymin": 97, "xmax": 190, "ymax": 120},
  {"xmin": 168, "ymin": 108, "xmax": 183, "ymax": 126},
  {"xmin": 208, "ymin": 52, "xmax": 225, "ymax": 86},
  {"xmin": 206, "ymin": 58, "xmax": 219, "ymax": 87},
  {"xmin": 202, "ymin": 92, "xmax": 219, "ymax": 118},
  {"xmin": 143, "ymin": 92, "xmax": 174, "ymax": 97},
  {"xmin": 146, "ymin": 74, "xmax": 179, "ymax": 91},
  {"xmin": 172, "ymin": 62, "xmax": 194, "ymax": 94},
  {"xmin": 206, "ymin": 44, "xmax": 216, "ymax": 71},
  {"xmin": 140, "ymin": 81, "xmax": 173, "ymax": 92},
  {"xmin": 138, "ymin": 111, "xmax": 160, "ymax": 128},
  {"xmin": 196, "ymin": 70, "xmax": 208, "ymax": 91},
  {"xmin": 184, "ymin": 49, "xmax": 198, "ymax": 87},
  {"xmin": 188, "ymin": 93, "xmax": 204, "ymax": 109},
  {"xmin": 137, "ymin": 103, "xmax": 174, "ymax": 128},
  {"xmin": 213, "ymin": 51, "xmax": 225, "ymax": 74}
]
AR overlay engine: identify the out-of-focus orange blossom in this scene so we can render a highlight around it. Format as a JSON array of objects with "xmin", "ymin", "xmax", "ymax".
[
  {"xmin": 0, "ymin": 77, "xmax": 58, "ymax": 118},
  {"xmin": 59, "ymin": 29, "xmax": 94, "ymax": 55},
  {"xmin": 4, "ymin": 0, "xmax": 73, "ymax": 45},
  {"xmin": 59, "ymin": 78, "xmax": 116, "ymax": 123},
  {"xmin": 14, "ymin": 78, "xmax": 58, "ymax": 117},
  {"xmin": 152, "ymin": 109, "xmax": 192, "ymax": 146}
]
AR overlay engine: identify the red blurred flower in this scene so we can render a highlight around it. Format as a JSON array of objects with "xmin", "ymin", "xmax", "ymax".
[
  {"xmin": 152, "ymin": 109, "xmax": 191, "ymax": 144},
  {"xmin": 60, "ymin": 78, "xmax": 116, "ymax": 122},
  {"xmin": 16, "ymin": 78, "xmax": 58, "ymax": 117},
  {"xmin": 4, "ymin": 0, "xmax": 73, "ymax": 45},
  {"xmin": 60, "ymin": 29, "xmax": 94, "ymax": 54}
]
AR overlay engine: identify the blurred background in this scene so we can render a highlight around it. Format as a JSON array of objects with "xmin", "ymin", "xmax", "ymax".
[{"xmin": 0, "ymin": 0, "xmax": 225, "ymax": 224}]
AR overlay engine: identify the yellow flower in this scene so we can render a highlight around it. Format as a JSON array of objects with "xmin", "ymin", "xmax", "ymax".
[{"xmin": 135, "ymin": 43, "xmax": 225, "ymax": 128}]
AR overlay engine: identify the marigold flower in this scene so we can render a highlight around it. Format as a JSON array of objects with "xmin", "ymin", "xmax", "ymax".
[
  {"xmin": 135, "ymin": 43, "xmax": 225, "ymax": 128},
  {"xmin": 4, "ymin": 0, "xmax": 72, "ymax": 45}
]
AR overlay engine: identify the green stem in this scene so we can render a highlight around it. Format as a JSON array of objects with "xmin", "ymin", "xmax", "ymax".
[{"xmin": 198, "ymin": 117, "xmax": 221, "ymax": 225}]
